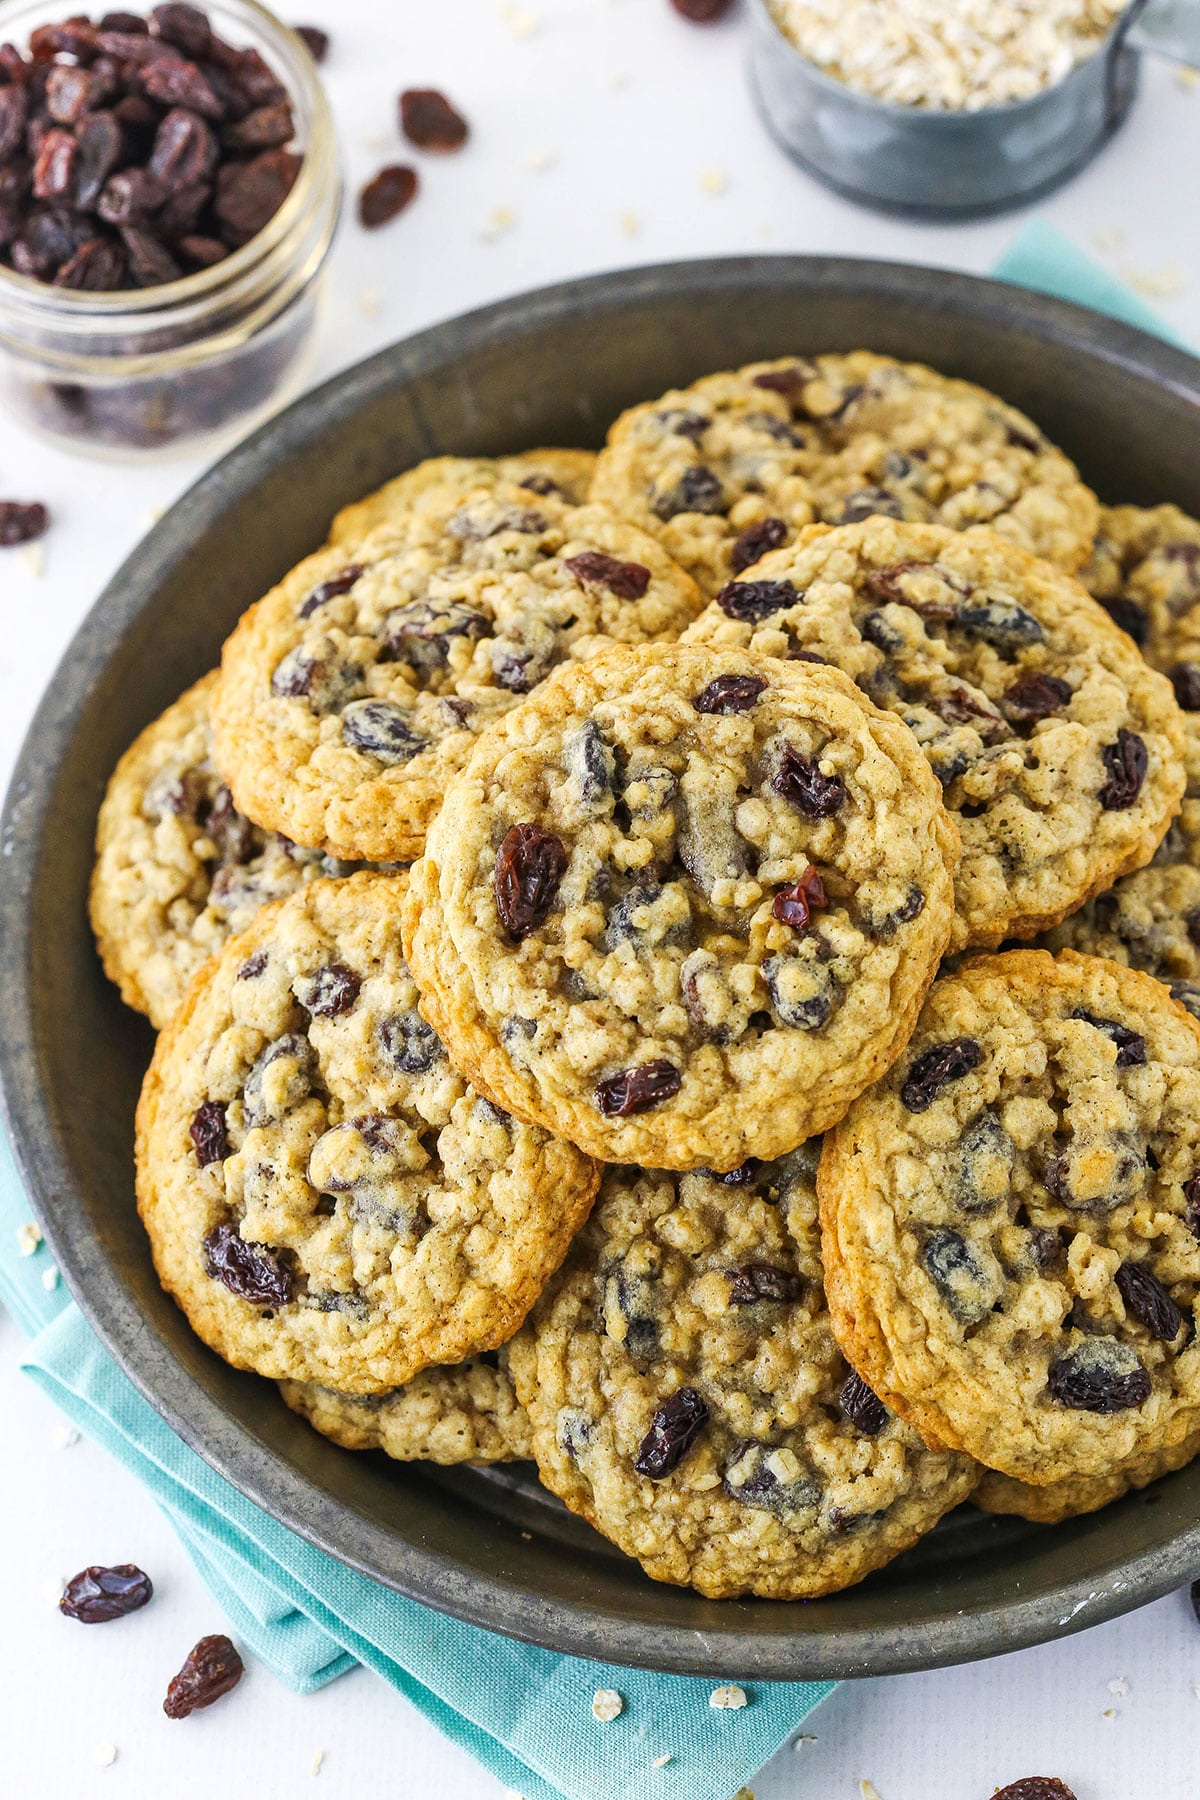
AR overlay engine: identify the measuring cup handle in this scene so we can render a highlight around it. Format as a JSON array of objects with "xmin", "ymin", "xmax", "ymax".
[{"xmin": 1126, "ymin": 0, "xmax": 1200, "ymax": 70}]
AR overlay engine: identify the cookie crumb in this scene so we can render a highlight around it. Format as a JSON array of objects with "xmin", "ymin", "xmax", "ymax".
[
  {"xmin": 860, "ymin": 1784, "xmax": 882, "ymax": 1800},
  {"xmin": 793, "ymin": 1734, "xmax": 818, "ymax": 1749},
  {"xmin": 19, "ymin": 542, "xmax": 45, "ymax": 579},
  {"xmin": 651, "ymin": 1753, "xmax": 672, "ymax": 1767},
  {"xmin": 699, "ymin": 167, "xmax": 727, "ymax": 195},
  {"xmin": 311, "ymin": 1749, "xmax": 325, "ymax": 1775},
  {"xmin": 42, "ymin": 1264, "xmax": 61, "ymax": 1291},
  {"xmin": 732, "ymin": 1789, "xmax": 755, "ymax": 1800},
  {"xmin": 524, "ymin": 147, "xmax": 557, "ymax": 173},
  {"xmin": 478, "ymin": 206, "xmax": 517, "ymax": 242},
  {"xmin": 16, "ymin": 1220, "xmax": 43, "ymax": 1256},
  {"xmin": 501, "ymin": 4, "xmax": 539, "ymax": 37},
  {"xmin": 94, "ymin": 1745, "xmax": 117, "ymax": 1768},
  {"xmin": 51, "ymin": 1425, "xmax": 80, "ymax": 1450},
  {"xmin": 618, "ymin": 210, "xmax": 640, "ymax": 236},
  {"xmin": 1107, "ymin": 1678, "xmax": 1129, "ymax": 1697},
  {"xmin": 708, "ymin": 1683, "xmax": 748, "ymax": 1710},
  {"xmin": 1101, "ymin": 1707, "xmax": 1118, "ymax": 1722},
  {"xmin": 609, "ymin": 71, "xmax": 631, "ymax": 89},
  {"xmin": 592, "ymin": 1688, "xmax": 623, "ymax": 1722},
  {"xmin": 358, "ymin": 288, "xmax": 383, "ymax": 319},
  {"xmin": 1125, "ymin": 263, "xmax": 1184, "ymax": 299},
  {"xmin": 1177, "ymin": 65, "xmax": 1198, "ymax": 89},
  {"xmin": 1093, "ymin": 226, "xmax": 1125, "ymax": 253},
  {"xmin": 520, "ymin": 1530, "xmax": 532, "ymax": 1541}
]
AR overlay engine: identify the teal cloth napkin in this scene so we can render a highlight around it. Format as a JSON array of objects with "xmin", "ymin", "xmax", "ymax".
[{"xmin": 0, "ymin": 219, "xmax": 1183, "ymax": 1800}]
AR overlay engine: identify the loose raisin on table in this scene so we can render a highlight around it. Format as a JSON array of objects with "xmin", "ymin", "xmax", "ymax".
[
  {"xmin": 294, "ymin": 25, "xmax": 329, "ymax": 62},
  {"xmin": 900, "ymin": 1037, "xmax": 981, "ymax": 1112},
  {"xmin": 669, "ymin": 0, "xmax": 733, "ymax": 20},
  {"xmin": 189, "ymin": 1099, "xmax": 228, "ymax": 1166},
  {"xmin": 1116, "ymin": 1261, "xmax": 1184, "ymax": 1341},
  {"xmin": 772, "ymin": 866, "xmax": 826, "ymax": 930},
  {"xmin": 494, "ymin": 823, "xmax": 568, "ymax": 939},
  {"xmin": 633, "ymin": 1387, "xmax": 709, "ymax": 1478},
  {"xmin": 61, "ymin": 1564, "xmax": 153, "ymax": 1623},
  {"xmin": 716, "ymin": 576, "xmax": 799, "ymax": 623},
  {"xmin": 991, "ymin": 1783, "xmax": 1078, "ymax": 1800},
  {"xmin": 595, "ymin": 1060, "xmax": 682, "ymax": 1118},
  {"xmin": 563, "ymin": 549, "xmax": 650, "ymax": 599},
  {"xmin": 163, "ymin": 1633, "xmax": 244, "ymax": 1719},
  {"xmin": 693, "ymin": 673, "xmax": 766, "ymax": 714},
  {"xmin": 772, "ymin": 744, "xmax": 846, "ymax": 817},
  {"xmin": 0, "ymin": 501, "xmax": 49, "ymax": 546},
  {"xmin": 839, "ymin": 1370, "xmax": 888, "ymax": 1436},
  {"xmin": 399, "ymin": 87, "xmax": 468, "ymax": 152},
  {"xmin": 358, "ymin": 163, "xmax": 417, "ymax": 228},
  {"xmin": 203, "ymin": 1223, "xmax": 295, "ymax": 1306},
  {"xmin": 1099, "ymin": 728, "xmax": 1148, "ymax": 810}
]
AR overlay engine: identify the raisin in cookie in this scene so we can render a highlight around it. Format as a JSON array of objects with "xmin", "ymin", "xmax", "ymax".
[
  {"xmin": 135, "ymin": 872, "xmax": 599, "ymax": 1392},
  {"xmin": 683, "ymin": 519, "xmax": 1186, "ymax": 951},
  {"xmin": 974, "ymin": 1425, "xmax": 1200, "ymax": 1524},
  {"xmin": 328, "ymin": 450, "xmax": 597, "ymax": 547},
  {"xmin": 819, "ymin": 951, "xmax": 1200, "ymax": 1488},
  {"xmin": 590, "ymin": 353, "xmax": 1097, "ymax": 595},
  {"xmin": 279, "ymin": 1349, "xmax": 531, "ymax": 1464},
  {"xmin": 403, "ymin": 641, "xmax": 958, "ymax": 1170},
  {"xmin": 90, "ymin": 674, "xmax": 365, "ymax": 1030},
  {"xmin": 212, "ymin": 485, "xmax": 703, "ymax": 863},
  {"xmin": 507, "ymin": 1147, "xmax": 976, "ymax": 1599}
]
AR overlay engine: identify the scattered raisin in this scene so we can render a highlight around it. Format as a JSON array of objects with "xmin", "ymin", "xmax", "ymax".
[
  {"xmin": 563, "ymin": 549, "xmax": 651, "ymax": 599},
  {"xmin": 203, "ymin": 1223, "xmax": 295, "ymax": 1306},
  {"xmin": 1099, "ymin": 728, "xmax": 1148, "ymax": 810},
  {"xmin": 772, "ymin": 866, "xmax": 826, "ymax": 930},
  {"xmin": 1170, "ymin": 663, "xmax": 1200, "ymax": 711},
  {"xmin": 633, "ymin": 1387, "xmax": 709, "ymax": 1478},
  {"xmin": 694, "ymin": 673, "xmax": 766, "ymax": 714},
  {"xmin": 839, "ymin": 1370, "xmax": 888, "ymax": 1436},
  {"xmin": 717, "ymin": 576, "xmax": 799, "ymax": 623},
  {"xmin": 399, "ymin": 87, "xmax": 468, "ymax": 151},
  {"xmin": 189, "ymin": 1099, "xmax": 228, "ymax": 1166},
  {"xmin": 358, "ymin": 163, "xmax": 417, "ymax": 228},
  {"xmin": 728, "ymin": 1263, "xmax": 803, "ymax": 1304},
  {"xmin": 1002, "ymin": 672, "xmax": 1072, "ymax": 724},
  {"xmin": 60, "ymin": 1564, "xmax": 153, "ymax": 1623},
  {"xmin": 163, "ymin": 1633, "xmax": 244, "ymax": 1719},
  {"xmin": 901, "ymin": 1037, "xmax": 982, "ymax": 1112},
  {"xmin": 773, "ymin": 743, "xmax": 846, "ymax": 817},
  {"xmin": 670, "ymin": 0, "xmax": 733, "ymax": 16},
  {"xmin": 730, "ymin": 516, "xmax": 787, "ymax": 573},
  {"xmin": 596, "ymin": 1059, "xmax": 681, "ymax": 1117},
  {"xmin": 0, "ymin": 501, "xmax": 49, "ymax": 546},
  {"xmin": 1068, "ymin": 1008, "xmax": 1146, "ymax": 1066},
  {"xmin": 1116, "ymin": 1261, "xmax": 1184, "ymax": 1341},
  {"xmin": 494, "ymin": 823, "xmax": 568, "ymax": 939},
  {"xmin": 293, "ymin": 24, "xmax": 329, "ymax": 62},
  {"xmin": 991, "ymin": 1783, "xmax": 1078, "ymax": 1800}
]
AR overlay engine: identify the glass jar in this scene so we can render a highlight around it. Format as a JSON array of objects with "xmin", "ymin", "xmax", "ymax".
[{"xmin": 0, "ymin": 0, "xmax": 341, "ymax": 456}]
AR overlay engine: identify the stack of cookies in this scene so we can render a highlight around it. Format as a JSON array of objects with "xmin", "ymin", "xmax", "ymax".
[{"xmin": 90, "ymin": 354, "xmax": 1200, "ymax": 1600}]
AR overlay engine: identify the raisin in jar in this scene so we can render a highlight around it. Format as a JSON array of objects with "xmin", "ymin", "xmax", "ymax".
[{"xmin": 0, "ymin": 0, "xmax": 339, "ymax": 455}]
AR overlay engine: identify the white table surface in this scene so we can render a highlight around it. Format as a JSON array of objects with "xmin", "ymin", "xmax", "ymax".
[{"xmin": 5, "ymin": 4, "xmax": 1200, "ymax": 1796}]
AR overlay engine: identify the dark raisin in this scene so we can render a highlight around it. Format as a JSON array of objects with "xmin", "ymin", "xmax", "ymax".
[
  {"xmin": 221, "ymin": 101, "xmax": 294, "ymax": 151},
  {"xmin": 921, "ymin": 1227, "xmax": 998, "ymax": 1324},
  {"xmin": 772, "ymin": 866, "xmax": 826, "ymax": 930},
  {"xmin": 789, "ymin": 647, "xmax": 825, "ymax": 663},
  {"xmin": 1170, "ymin": 663, "xmax": 1200, "ymax": 711},
  {"xmin": 1185, "ymin": 1173, "xmax": 1200, "ymax": 1240},
  {"xmin": 237, "ymin": 951, "xmax": 267, "ymax": 980},
  {"xmin": 563, "ymin": 549, "xmax": 651, "ymax": 599},
  {"xmin": 1099, "ymin": 729, "xmax": 1148, "ymax": 810},
  {"xmin": 294, "ymin": 25, "xmax": 329, "ymax": 61},
  {"xmin": 861, "ymin": 885, "xmax": 924, "ymax": 941},
  {"xmin": 751, "ymin": 363, "xmax": 814, "ymax": 396},
  {"xmin": 901, "ymin": 1037, "xmax": 982, "ymax": 1111},
  {"xmin": 0, "ymin": 500, "xmax": 48, "ymax": 546},
  {"xmin": 177, "ymin": 231, "xmax": 227, "ymax": 266},
  {"xmin": 1116, "ymin": 1261, "xmax": 1184, "ymax": 1341},
  {"xmin": 32, "ymin": 126, "xmax": 77, "ymax": 201},
  {"xmin": 1047, "ymin": 1338, "xmax": 1151, "ymax": 1412},
  {"xmin": 763, "ymin": 954, "xmax": 833, "ymax": 1029},
  {"xmin": 728, "ymin": 1262, "xmax": 803, "ymax": 1304},
  {"xmin": 203, "ymin": 1224, "xmax": 295, "ymax": 1306},
  {"xmin": 669, "ymin": 0, "xmax": 733, "ymax": 19},
  {"xmin": 30, "ymin": 19, "xmax": 100, "ymax": 59},
  {"xmin": 1068, "ymin": 1008, "xmax": 1146, "ymax": 1066},
  {"xmin": 1002, "ymin": 672, "xmax": 1072, "ymax": 724},
  {"xmin": 772, "ymin": 743, "xmax": 846, "ymax": 817},
  {"xmin": 834, "ymin": 486, "xmax": 905, "ymax": 525},
  {"xmin": 730, "ymin": 516, "xmax": 787, "ymax": 573},
  {"xmin": 358, "ymin": 162, "xmax": 417, "ymax": 228},
  {"xmin": 163, "ymin": 1633, "xmax": 244, "ymax": 1719},
  {"xmin": 399, "ymin": 86, "xmax": 468, "ymax": 151},
  {"xmin": 73, "ymin": 109, "xmax": 125, "ymax": 207},
  {"xmin": 839, "ymin": 1370, "xmax": 888, "ymax": 1436},
  {"xmin": 694, "ymin": 673, "xmax": 766, "ymax": 714},
  {"xmin": 149, "ymin": 4, "xmax": 213, "ymax": 58},
  {"xmin": 494, "ymin": 823, "xmax": 568, "ymax": 939},
  {"xmin": 1100, "ymin": 595, "xmax": 1148, "ymax": 645},
  {"xmin": 139, "ymin": 55, "xmax": 226, "ymax": 120},
  {"xmin": 341, "ymin": 699, "xmax": 425, "ymax": 764},
  {"xmin": 97, "ymin": 167, "xmax": 167, "ymax": 227},
  {"xmin": 54, "ymin": 237, "xmax": 127, "ymax": 288},
  {"xmin": 861, "ymin": 609, "xmax": 905, "ymax": 653},
  {"xmin": 655, "ymin": 407, "xmax": 709, "ymax": 441},
  {"xmin": 956, "ymin": 598, "xmax": 1045, "ymax": 648},
  {"xmin": 633, "ymin": 1387, "xmax": 709, "ymax": 1478},
  {"xmin": 121, "ymin": 227, "xmax": 180, "ymax": 284},
  {"xmin": 45, "ymin": 64, "xmax": 95, "ymax": 123},
  {"xmin": 215, "ymin": 146, "xmax": 300, "ymax": 244},
  {"xmin": 377, "ymin": 1010, "xmax": 442, "ymax": 1075},
  {"xmin": 699, "ymin": 1160, "xmax": 760, "ymax": 1185},
  {"xmin": 296, "ymin": 961, "xmax": 360, "ymax": 1018},
  {"xmin": 652, "ymin": 464, "xmax": 724, "ymax": 519},
  {"xmin": 596, "ymin": 1059, "xmax": 681, "ymax": 1117},
  {"xmin": 299, "ymin": 563, "xmax": 363, "ymax": 618},
  {"xmin": 189, "ymin": 1100, "xmax": 228, "ymax": 1166},
  {"xmin": 991, "ymin": 1783, "xmax": 1078, "ymax": 1800},
  {"xmin": 0, "ymin": 85, "xmax": 28, "ymax": 162},
  {"xmin": 60, "ymin": 1565, "xmax": 153, "ymax": 1623},
  {"xmin": 148, "ymin": 106, "xmax": 218, "ymax": 185},
  {"xmin": 716, "ymin": 576, "xmax": 799, "ymax": 623}
]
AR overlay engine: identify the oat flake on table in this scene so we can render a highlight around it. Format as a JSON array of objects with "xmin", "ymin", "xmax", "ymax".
[{"xmin": 767, "ymin": 0, "xmax": 1126, "ymax": 110}]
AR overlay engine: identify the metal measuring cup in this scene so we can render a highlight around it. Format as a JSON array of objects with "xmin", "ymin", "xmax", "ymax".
[{"xmin": 748, "ymin": 0, "xmax": 1200, "ymax": 218}]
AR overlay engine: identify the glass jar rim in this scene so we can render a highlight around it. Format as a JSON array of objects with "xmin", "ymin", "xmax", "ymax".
[{"xmin": 0, "ymin": 0, "xmax": 338, "ymax": 324}]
